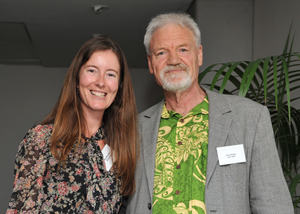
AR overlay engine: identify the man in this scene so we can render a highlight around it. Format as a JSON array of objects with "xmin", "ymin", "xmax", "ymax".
[{"xmin": 127, "ymin": 13, "xmax": 293, "ymax": 214}]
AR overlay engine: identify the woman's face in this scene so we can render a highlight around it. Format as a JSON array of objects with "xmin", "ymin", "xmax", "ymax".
[{"xmin": 78, "ymin": 50, "xmax": 120, "ymax": 117}]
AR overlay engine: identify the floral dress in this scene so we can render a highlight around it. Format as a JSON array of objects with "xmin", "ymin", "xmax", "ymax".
[{"xmin": 7, "ymin": 124, "xmax": 122, "ymax": 214}]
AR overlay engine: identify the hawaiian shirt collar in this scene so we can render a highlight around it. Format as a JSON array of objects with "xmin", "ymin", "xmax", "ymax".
[{"xmin": 161, "ymin": 96, "xmax": 209, "ymax": 119}]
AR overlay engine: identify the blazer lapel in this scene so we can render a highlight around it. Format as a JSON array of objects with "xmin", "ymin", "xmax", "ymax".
[
  {"xmin": 205, "ymin": 89, "xmax": 233, "ymax": 186},
  {"xmin": 140, "ymin": 100, "xmax": 164, "ymax": 200}
]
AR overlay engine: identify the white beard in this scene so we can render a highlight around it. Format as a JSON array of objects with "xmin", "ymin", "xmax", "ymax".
[{"xmin": 160, "ymin": 64, "xmax": 192, "ymax": 93}]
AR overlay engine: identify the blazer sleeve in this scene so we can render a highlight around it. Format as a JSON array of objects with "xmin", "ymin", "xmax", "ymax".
[
  {"xmin": 249, "ymin": 106, "xmax": 293, "ymax": 213},
  {"xmin": 119, "ymin": 196, "xmax": 128, "ymax": 214}
]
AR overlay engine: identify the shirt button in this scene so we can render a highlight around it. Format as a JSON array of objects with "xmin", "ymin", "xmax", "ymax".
[
  {"xmin": 180, "ymin": 119, "xmax": 184, "ymax": 123},
  {"xmin": 175, "ymin": 190, "xmax": 180, "ymax": 195},
  {"xmin": 176, "ymin": 165, "xmax": 181, "ymax": 169},
  {"xmin": 148, "ymin": 203, "xmax": 151, "ymax": 210},
  {"xmin": 178, "ymin": 141, "xmax": 183, "ymax": 145}
]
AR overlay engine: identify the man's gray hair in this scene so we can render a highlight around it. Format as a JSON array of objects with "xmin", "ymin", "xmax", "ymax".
[{"xmin": 144, "ymin": 13, "xmax": 201, "ymax": 55}]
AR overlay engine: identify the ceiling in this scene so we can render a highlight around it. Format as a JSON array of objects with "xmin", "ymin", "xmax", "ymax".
[{"xmin": 0, "ymin": 0, "xmax": 193, "ymax": 68}]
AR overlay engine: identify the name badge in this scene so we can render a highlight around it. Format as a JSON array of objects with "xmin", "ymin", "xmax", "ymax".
[
  {"xmin": 101, "ymin": 144, "xmax": 114, "ymax": 171},
  {"xmin": 216, "ymin": 144, "xmax": 246, "ymax": 165}
]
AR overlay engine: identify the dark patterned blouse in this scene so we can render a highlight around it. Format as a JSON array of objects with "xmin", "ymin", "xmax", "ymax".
[{"xmin": 6, "ymin": 124, "xmax": 122, "ymax": 214}]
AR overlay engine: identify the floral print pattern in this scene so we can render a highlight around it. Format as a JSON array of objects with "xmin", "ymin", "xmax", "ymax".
[
  {"xmin": 7, "ymin": 124, "xmax": 122, "ymax": 213},
  {"xmin": 152, "ymin": 97, "xmax": 209, "ymax": 214}
]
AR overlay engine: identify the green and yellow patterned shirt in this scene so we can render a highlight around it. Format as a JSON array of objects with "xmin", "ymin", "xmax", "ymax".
[{"xmin": 152, "ymin": 96, "xmax": 209, "ymax": 214}]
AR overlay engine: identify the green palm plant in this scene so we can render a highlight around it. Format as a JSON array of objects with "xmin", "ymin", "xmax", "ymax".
[{"xmin": 198, "ymin": 26, "xmax": 300, "ymax": 208}]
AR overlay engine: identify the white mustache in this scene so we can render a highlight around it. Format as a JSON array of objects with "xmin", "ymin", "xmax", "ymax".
[{"xmin": 160, "ymin": 64, "xmax": 189, "ymax": 74}]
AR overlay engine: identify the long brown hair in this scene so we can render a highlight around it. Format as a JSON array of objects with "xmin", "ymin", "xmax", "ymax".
[{"xmin": 41, "ymin": 36, "xmax": 139, "ymax": 196}]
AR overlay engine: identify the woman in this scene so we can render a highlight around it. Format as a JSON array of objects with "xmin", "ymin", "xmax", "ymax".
[{"xmin": 7, "ymin": 36, "xmax": 139, "ymax": 213}]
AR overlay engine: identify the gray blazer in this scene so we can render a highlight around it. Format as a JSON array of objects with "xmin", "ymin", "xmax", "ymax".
[{"xmin": 126, "ymin": 88, "xmax": 293, "ymax": 214}]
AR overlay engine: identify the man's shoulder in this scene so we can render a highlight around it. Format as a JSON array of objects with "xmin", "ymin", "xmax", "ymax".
[
  {"xmin": 206, "ymin": 88, "xmax": 264, "ymax": 111},
  {"xmin": 138, "ymin": 100, "xmax": 164, "ymax": 121},
  {"xmin": 221, "ymin": 93, "xmax": 262, "ymax": 108}
]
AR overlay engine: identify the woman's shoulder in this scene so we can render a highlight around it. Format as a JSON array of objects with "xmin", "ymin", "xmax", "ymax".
[
  {"xmin": 18, "ymin": 124, "xmax": 54, "ymax": 153},
  {"xmin": 28, "ymin": 124, "xmax": 54, "ymax": 135},
  {"xmin": 25, "ymin": 124, "xmax": 53, "ymax": 141}
]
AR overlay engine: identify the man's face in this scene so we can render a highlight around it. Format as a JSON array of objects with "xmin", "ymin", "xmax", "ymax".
[{"xmin": 147, "ymin": 24, "xmax": 203, "ymax": 93}]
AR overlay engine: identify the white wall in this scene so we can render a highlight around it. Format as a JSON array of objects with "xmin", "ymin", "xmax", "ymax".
[
  {"xmin": 253, "ymin": 0, "xmax": 300, "ymax": 59},
  {"xmin": 130, "ymin": 68, "xmax": 164, "ymax": 113},
  {"xmin": 0, "ymin": 65, "xmax": 67, "ymax": 211},
  {"xmin": 195, "ymin": 0, "xmax": 254, "ymax": 71}
]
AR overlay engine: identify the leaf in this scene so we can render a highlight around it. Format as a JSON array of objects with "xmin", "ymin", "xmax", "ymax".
[
  {"xmin": 272, "ymin": 56, "xmax": 278, "ymax": 109},
  {"xmin": 210, "ymin": 62, "xmax": 233, "ymax": 91},
  {"xmin": 289, "ymin": 174, "xmax": 300, "ymax": 198},
  {"xmin": 219, "ymin": 61, "xmax": 242, "ymax": 94},
  {"xmin": 262, "ymin": 57, "xmax": 271, "ymax": 105},
  {"xmin": 241, "ymin": 58, "xmax": 263, "ymax": 97},
  {"xmin": 281, "ymin": 55, "xmax": 291, "ymax": 122}
]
